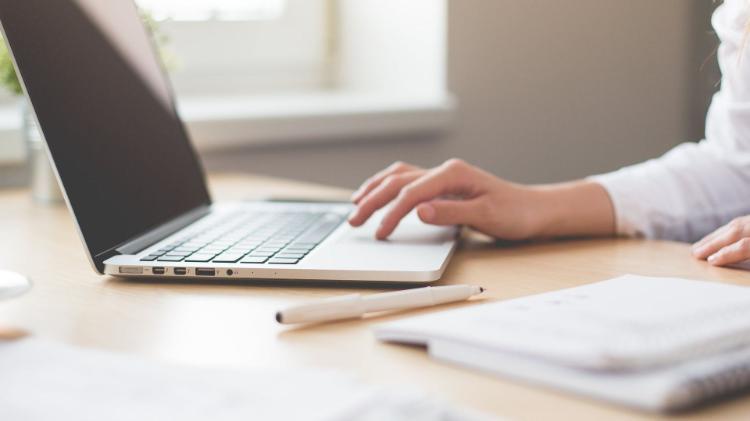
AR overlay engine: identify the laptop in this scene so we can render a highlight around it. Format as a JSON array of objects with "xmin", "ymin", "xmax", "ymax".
[{"xmin": 0, "ymin": 0, "xmax": 456, "ymax": 284}]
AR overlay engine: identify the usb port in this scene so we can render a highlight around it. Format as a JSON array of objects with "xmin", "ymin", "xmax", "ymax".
[
  {"xmin": 173, "ymin": 267, "xmax": 187, "ymax": 275},
  {"xmin": 196, "ymin": 268, "xmax": 215, "ymax": 277},
  {"xmin": 152, "ymin": 267, "xmax": 165, "ymax": 275}
]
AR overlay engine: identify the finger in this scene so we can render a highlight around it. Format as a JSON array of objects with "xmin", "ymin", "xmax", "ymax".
[
  {"xmin": 348, "ymin": 171, "xmax": 423, "ymax": 227},
  {"xmin": 692, "ymin": 225, "xmax": 730, "ymax": 255},
  {"xmin": 707, "ymin": 238, "xmax": 750, "ymax": 266},
  {"xmin": 351, "ymin": 162, "xmax": 421, "ymax": 204},
  {"xmin": 352, "ymin": 163, "xmax": 422, "ymax": 204},
  {"xmin": 376, "ymin": 160, "xmax": 474, "ymax": 239},
  {"xmin": 693, "ymin": 221, "xmax": 749, "ymax": 260},
  {"xmin": 416, "ymin": 199, "xmax": 482, "ymax": 226}
]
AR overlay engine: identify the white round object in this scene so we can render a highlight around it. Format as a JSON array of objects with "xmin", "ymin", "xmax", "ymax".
[{"xmin": 0, "ymin": 270, "xmax": 31, "ymax": 301}]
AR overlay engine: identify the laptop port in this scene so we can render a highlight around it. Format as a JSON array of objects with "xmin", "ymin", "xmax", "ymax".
[
  {"xmin": 196, "ymin": 268, "xmax": 215, "ymax": 276},
  {"xmin": 173, "ymin": 267, "xmax": 187, "ymax": 275},
  {"xmin": 152, "ymin": 267, "xmax": 165, "ymax": 275}
]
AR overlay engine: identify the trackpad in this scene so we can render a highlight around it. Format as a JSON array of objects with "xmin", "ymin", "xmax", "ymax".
[
  {"xmin": 306, "ymin": 210, "xmax": 457, "ymax": 272},
  {"xmin": 348, "ymin": 210, "xmax": 456, "ymax": 244}
]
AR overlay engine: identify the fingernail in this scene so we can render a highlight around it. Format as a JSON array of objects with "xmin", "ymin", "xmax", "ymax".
[
  {"xmin": 348, "ymin": 209, "xmax": 359, "ymax": 223},
  {"xmin": 417, "ymin": 204, "xmax": 435, "ymax": 222},
  {"xmin": 376, "ymin": 223, "xmax": 388, "ymax": 240},
  {"xmin": 708, "ymin": 254, "xmax": 718, "ymax": 263}
]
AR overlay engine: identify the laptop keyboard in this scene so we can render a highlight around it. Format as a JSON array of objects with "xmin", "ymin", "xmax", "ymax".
[{"xmin": 140, "ymin": 211, "xmax": 345, "ymax": 265}]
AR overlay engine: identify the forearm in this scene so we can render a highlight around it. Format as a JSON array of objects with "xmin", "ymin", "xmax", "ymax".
[{"xmin": 528, "ymin": 180, "xmax": 616, "ymax": 238}]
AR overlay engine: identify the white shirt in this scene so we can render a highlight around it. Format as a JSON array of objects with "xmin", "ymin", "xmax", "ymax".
[{"xmin": 591, "ymin": 0, "xmax": 750, "ymax": 243}]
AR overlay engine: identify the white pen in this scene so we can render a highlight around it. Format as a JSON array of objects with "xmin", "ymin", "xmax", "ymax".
[{"xmin": 276, "ymin": 285, "xmax": 485, "ymax": 325}]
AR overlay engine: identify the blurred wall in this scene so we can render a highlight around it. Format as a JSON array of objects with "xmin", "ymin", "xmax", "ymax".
[{"xmin": 202, "ymin": 0, "xmax": 720, "ymax": 188}]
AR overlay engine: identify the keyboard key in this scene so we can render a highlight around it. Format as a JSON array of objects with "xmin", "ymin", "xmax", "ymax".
[
  {"xmin": 263, "ymin": 241, "xmax": 288, "ymax": 247},
  {"xmin": 201, "ymin": 246, "xmax": 227, "ymax": 252},
  {"xmin": 235, "ymin": 247, "xmax": 259, "ymax": 254},
  {"xmin": 140, "ymin": 255, "xmax": 160, "ymax": 261},
  {"xmin": 268, "ymin": 257, "xmax": 299, "ymax": 264},
  {"xmin": 290, "ymin": 242, "xmax": 317, "ymax": 248},
  {"xmin": 224, "ymin": 247, "xmax": 252, "ymax": 256},
  {"xmin": 157, "ymin": 255, "xmax": 185, "ymax": 262},
  {"xmin": 182, "ymin": 242, "xmax": 206, "ymax": 248},
  {"xmin": 185, "ymin": 254, "xmax": 216, "ymax": 262},
  {"xmin": 241, "ymin": 256, "xmax": 269, "ymax": 264},
  {"xmin": 173, "ymin": 246, "xmax": 201, "ymax": 253},
  {"xmin": 256, "ymin": 246, "xmax": 281, "ymax": 252},
  {"xmin": 212, "ymin": 253, "xmax": 245, "ymax": 263},
  {"xmin": 275, "ymin": 253, "xmax": 305, "ymax": 259},
  {"xmin": 282, "ymin": 247, "xmax": 312, "ymax": 252},
  {"xmin": 236, "ymin": 242, "xmax": 262, "ymax": 248},
  {"xmin": 165, "ymin": 251, "xmax": 192, "ymax": 257},
  {"xmin": 247, "ymin": 251, "xmax": 275, "ymax": 257}
]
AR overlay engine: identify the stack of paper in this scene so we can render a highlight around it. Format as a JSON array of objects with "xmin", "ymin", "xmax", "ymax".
[{"xmin": 375, "ymin": 275, "xmax": 750, "ymax": 412}]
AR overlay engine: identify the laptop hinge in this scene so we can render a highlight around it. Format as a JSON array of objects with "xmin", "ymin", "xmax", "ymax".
[{"xmin": 114, "ymin": 205, "xmax": 212, "ymax": 256}]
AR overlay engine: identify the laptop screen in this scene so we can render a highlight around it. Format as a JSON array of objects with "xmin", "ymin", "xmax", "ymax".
[{"xmin": 0, "ymin": 0, "xmax": 211, "ymax": 266}]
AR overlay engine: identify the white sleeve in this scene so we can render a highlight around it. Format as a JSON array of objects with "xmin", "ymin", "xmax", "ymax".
[{"xmin": 589, "ymin": 0, "xmax": 750, "ymax": 243}]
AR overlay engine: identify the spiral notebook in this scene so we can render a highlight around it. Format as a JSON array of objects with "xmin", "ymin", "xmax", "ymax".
[{"xmin": 375, "ymin": 275, "xmax": 750, "ymax": 412}]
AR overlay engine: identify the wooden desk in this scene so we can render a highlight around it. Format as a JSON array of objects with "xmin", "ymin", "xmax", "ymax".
[{"xmin": 2, "ymin": 174, "xmax": 750, "ymax": 420}]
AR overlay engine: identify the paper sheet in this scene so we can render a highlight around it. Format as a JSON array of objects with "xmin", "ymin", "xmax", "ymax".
[
  {"xmin": 377, "ymin": 275, "xmax": 750, "ymax": 370},
  {"xmin": 0, "ymin": 339, "xmax": 493, "ymax": 421}
]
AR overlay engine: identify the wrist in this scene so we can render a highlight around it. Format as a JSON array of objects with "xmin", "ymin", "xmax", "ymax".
[
  {"xmin": 522, "ymin": 186, "xmax": 563, "ymax": 238},
  {"xmin": 525, "ymin": 181, "xmax": 616, "ymax": 238}
]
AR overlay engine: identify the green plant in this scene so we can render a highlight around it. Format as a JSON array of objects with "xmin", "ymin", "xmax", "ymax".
[
  {"xmin": 0, "ymin": 41, "xmax": 21, "ymax": 96},
  {"xmin": 139, "ymin": 8, "xmax": 177, "ymax": 71},
  {"xmin": 0, "ymin": 8, "xmax": 171, "ymax": 96}
]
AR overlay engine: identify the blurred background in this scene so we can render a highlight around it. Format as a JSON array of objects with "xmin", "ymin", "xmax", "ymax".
[{"xmin": 0, "ymin": 0, "xmax": 723, "ymax": 191}]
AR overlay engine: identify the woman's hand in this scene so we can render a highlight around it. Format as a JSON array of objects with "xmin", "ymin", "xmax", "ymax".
[
  {"xmin": 348, "ymin": 159, "xmax": 538, "ymax": 240},
  {"xmin": 693, "ymin": 216, "xmax": 750, "ymax": 266},
  {"xmin": 348, "ymin": 159, "xmax": 616, "ymax": 240}
]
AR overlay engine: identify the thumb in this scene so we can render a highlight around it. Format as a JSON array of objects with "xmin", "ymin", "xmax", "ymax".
[{"xmin": 416, "ymin": 199, "xmax": 480, "ymax": 226}]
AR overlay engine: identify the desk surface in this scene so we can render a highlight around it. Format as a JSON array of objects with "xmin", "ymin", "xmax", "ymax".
[{"xmin": 3, "ymin": 174, "xmax": 750, "ymax": 420}]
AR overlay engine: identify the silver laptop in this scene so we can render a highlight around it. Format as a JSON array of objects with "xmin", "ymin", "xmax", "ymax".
[{"xmin": 0, "ymin": 0, "xmax": 456, "ymax": 284}]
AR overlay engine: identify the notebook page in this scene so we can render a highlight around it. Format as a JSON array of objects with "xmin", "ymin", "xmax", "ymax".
[{"xmin": 376, "ymin": 275, "xmax": 750, "ymax": 370}]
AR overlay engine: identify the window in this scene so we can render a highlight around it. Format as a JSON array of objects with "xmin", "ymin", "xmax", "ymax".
[
  {"xmin": 144, "ymin": 0, "xmax": 453, "ymax": 149},
  {"xmin": 136, "ymin": 0, "xmax": 332, "ymax": 97},
  {"xmin": 0, "ymin": 0, "xmax": 451, "ymax": 165}
]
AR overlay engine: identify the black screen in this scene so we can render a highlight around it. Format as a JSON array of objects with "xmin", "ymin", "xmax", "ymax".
[{"xmin": 0, "ymin": 0, "xmax": 211, "ymax": 265}]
